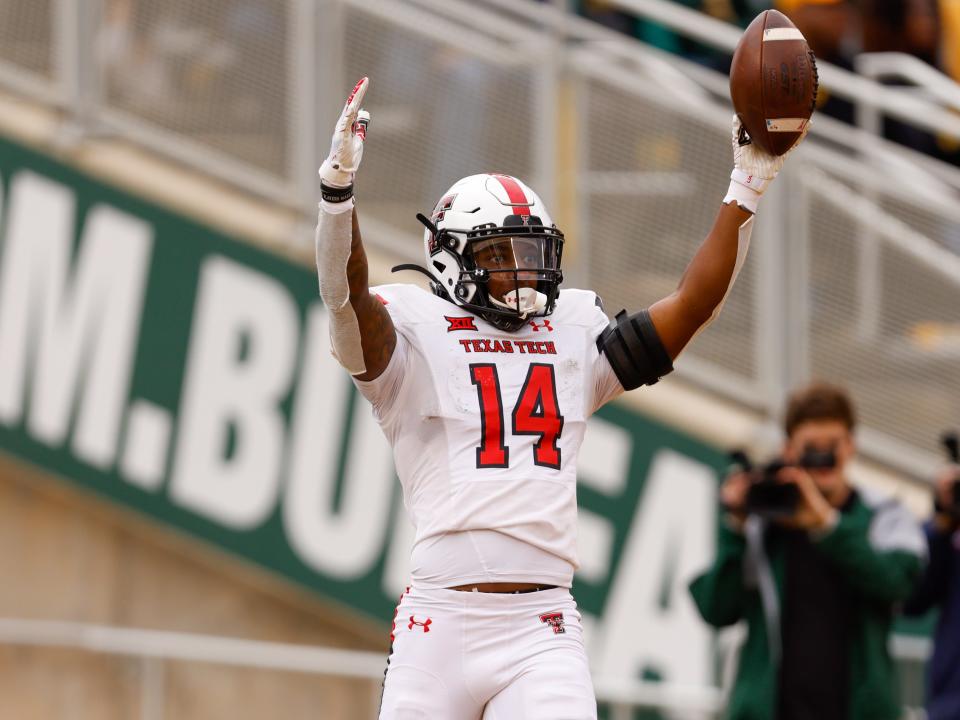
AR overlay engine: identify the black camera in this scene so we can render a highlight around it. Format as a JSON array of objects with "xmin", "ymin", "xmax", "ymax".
[
  {"xmin": 938, "ymin": 432, "xmax": 960, "ymax": 516},
  {"xmin": 744, "ymin": 459, "xmax": 800, "ymax": 519},
  {"xmin": 730, "ymin": 448, "xmax": 837, "ymax": 520}
]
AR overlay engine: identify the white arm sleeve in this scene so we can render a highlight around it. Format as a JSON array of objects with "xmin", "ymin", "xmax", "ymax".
[
  {"xmin": 686, "ymin": 213, "xmax": 754, "ymax": 346},
  {"xmin": 315, "ymin": 205, "xmax": 367, "ymax": 375},
  {"xmin": 592, "ymin": 351, "xmax": 625, "ymax": 414}
]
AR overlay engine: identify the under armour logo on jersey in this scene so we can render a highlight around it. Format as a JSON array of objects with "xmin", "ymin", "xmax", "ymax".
[
  {"xmin": 446, "ymin": 315, "xmax": 478, "ymax": 332},
  {"xmin": 539, "ymin": 612, "xmax": 565, "ymax": 634},
  {"xmin": 408, "ymin": 616, "xmax": 432, "ymax": 632},
  {"xmin": 529, "ymin": 320, "xmax": 553, "ymax": 332}
]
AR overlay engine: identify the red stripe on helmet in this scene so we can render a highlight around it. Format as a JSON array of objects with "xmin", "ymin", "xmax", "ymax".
[{"xmin": 491, "ymin": 174, "xmax": 531, "ymax": 216}]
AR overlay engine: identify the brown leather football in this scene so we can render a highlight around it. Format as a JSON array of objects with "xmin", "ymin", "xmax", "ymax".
[{"xmin": 730, "ymin": 10, "xmax": 819, "ymax": 156}]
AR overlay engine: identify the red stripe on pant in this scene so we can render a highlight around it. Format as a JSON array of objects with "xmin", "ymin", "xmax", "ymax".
[{"xmin": 389, "ymin": 587, "xmax": 410, "ymax": 643}]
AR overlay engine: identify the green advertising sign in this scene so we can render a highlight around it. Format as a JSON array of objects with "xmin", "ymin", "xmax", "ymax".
[{"xmin": 0, "ymin": 132, "xmax": 753, "ymax": 687}]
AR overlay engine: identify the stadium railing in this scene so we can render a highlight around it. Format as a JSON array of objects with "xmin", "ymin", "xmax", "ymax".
[{"xmin": 0, "ymin": 618, "xmax": 931, "ymax": 719}]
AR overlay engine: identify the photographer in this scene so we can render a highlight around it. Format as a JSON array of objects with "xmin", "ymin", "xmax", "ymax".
[
  {"xmin": 689, "ymin": 383, "xmax": 926, "ymax": 720},
  {"xmin": 902, "ymin": 455, "xmax": 960, "ymax": 720}
]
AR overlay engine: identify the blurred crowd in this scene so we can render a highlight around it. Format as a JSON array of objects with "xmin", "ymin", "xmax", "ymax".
[
  {"xmin": 574, "ymin": 0, "xmax": 960, "ymax": 163},
  {"xmin": 575, "ymin": 0, "xmax": 949, "ymax": 71}
]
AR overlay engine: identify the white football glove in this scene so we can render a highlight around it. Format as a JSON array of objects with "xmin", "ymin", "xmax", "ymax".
[
  {"xmin": 726, "ymin": 114, "xmax": 810, "ymax": 213},
  {"xmin": 319, "ymin": 76, "xmax": 370, "ymax": 195}
]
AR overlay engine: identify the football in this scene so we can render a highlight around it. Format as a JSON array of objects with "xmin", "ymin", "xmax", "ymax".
[{"xmin": 730, "ymin": 10, "xmax": 818, "ymax": 156}]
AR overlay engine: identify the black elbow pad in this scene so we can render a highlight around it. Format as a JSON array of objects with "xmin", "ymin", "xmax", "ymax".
[{"xmin": 597, "ymin": 309, "xmax": 673, "ymax": 390}]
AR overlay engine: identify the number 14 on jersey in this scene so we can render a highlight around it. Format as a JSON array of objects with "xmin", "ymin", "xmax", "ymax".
[{"xmin": 469, "ymin": 363, "xmax": 564, "ymax": 470}]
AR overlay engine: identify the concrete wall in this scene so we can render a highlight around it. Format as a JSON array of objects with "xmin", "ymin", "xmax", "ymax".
[{"xmin": 0, "ymin": 453, "xmax": 386, "ymax": 720}]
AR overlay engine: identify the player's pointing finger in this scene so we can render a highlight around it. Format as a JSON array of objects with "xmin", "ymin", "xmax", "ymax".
[{"xmin": 344, "ymin": 76, "xmax": 369, "ymax": 116}]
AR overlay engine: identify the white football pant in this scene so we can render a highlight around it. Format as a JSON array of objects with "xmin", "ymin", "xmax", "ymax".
[{"xmin": 378, "ymin": 586, "xmax": 597, "ymax": 720}]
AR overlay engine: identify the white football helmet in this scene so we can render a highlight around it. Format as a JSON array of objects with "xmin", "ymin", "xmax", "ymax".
[{"xmin": 398, "ymin": 173, "xmax": 564, "ymax": 332}]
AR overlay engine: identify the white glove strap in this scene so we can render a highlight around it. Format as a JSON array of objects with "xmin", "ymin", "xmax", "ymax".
[
  {"xmin": 730, "ymin": 168, "xmax": 770, "ymax": 194},
  {"xmin": 724, "ymin": 175, "xmax": 762, "ymax": 214}
]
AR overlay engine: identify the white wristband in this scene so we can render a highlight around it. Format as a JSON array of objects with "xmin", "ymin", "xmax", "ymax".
[
  {"xmin": 320, "ymin": 196, "xmax": 355, "ymax": 215},
  {"xmin": 723, "ymin": 178, "xmax": 761, "ymax": 214}
]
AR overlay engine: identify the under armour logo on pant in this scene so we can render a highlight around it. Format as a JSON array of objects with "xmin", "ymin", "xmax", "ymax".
[{"xmin": 408, "ymin": 616, "xmax": 432, "ymax": 632}]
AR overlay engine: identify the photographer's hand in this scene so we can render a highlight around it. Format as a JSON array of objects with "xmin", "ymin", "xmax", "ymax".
[
  {"xmin": 777, "ymin": 466, "xmax": 838, "ymax": 532},
  {"xmin": 720, "ymin": 471, "xmax": 751, "ymax": 531}
]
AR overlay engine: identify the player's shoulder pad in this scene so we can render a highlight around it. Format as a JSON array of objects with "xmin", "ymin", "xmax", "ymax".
[
  {"xmin": 369, "ymin": 283, "xmax": 449, "ymax": 325},
  {"xmin": 554, "ymin": 288, "xmax": 608, "ymax": 326},
  {"xmin": 597, "ymin": 309, "xmax": 674, "ymax": 391}
]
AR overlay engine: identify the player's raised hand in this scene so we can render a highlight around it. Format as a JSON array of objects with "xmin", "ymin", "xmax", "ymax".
[
  {"xmin": 725, "ymin": 114, "xmax": 809, "ymax": 213},
  {"xmin": 730, "ymin": 114, "xmax": 809, "ymax": 195},
  {"xmin": 319, "ymin": 77, "xmax": 370, "ymax": 191}
]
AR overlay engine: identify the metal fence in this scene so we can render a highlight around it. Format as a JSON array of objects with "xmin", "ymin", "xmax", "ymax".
[
  {"xmin": 100, "ymin": 1, "xmax": 289, "ymax": 176},
  {"xmin": 0, "ymin": 0, "xmax": 957, "ymax": 473},
  {"xmin": 0, "ymin": 1, "xmax": 52, "ymax": 78}
]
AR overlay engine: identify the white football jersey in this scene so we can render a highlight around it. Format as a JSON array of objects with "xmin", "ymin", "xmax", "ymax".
[{"xmin": 355, "ymin": 283, "xmax": 624, "ymax": 588}]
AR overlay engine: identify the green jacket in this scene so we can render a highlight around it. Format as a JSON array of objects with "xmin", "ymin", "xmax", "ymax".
[{"xmin": 689, "ymin": 488, "xmax": 925, "ymax": 720}]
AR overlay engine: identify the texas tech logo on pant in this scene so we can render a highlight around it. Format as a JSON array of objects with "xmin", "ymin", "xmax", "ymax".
[{"xmin": 539, "ymin": 612, "xmax": 565, "ymax": 634}]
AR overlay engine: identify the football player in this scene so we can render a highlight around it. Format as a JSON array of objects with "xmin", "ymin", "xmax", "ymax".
[{"xmin": 315, "ymin": 77, "xmax": 805, "ymax": 720}]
